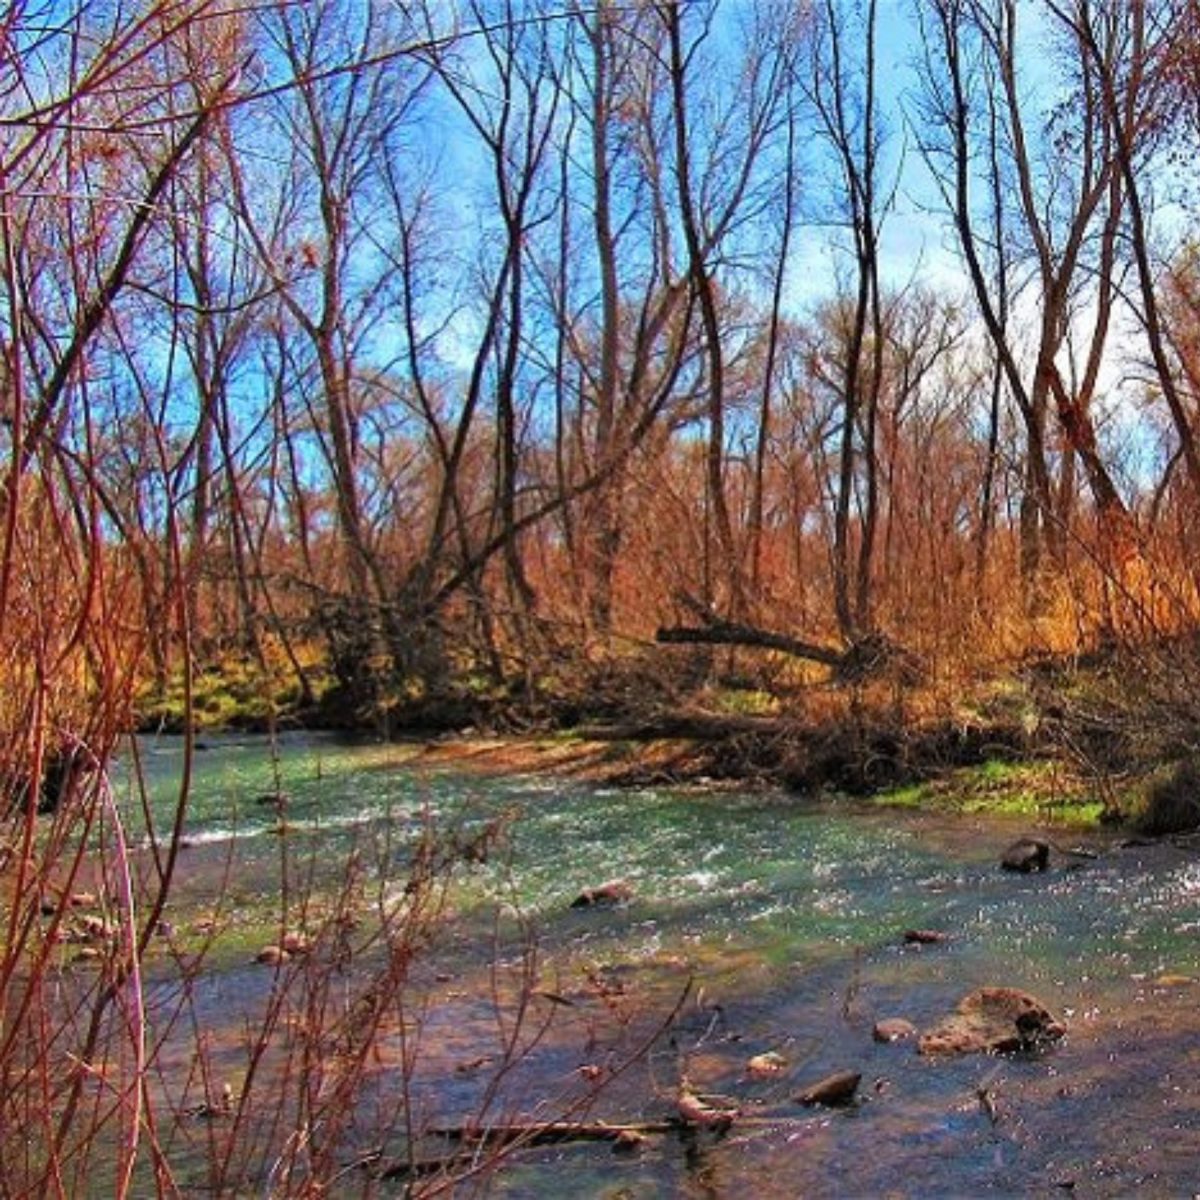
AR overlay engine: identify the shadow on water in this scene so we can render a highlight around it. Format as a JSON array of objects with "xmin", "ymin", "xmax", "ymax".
[{"xmin": 122, "ymin": 736, "xmax": 1200, "ymax": 1196}]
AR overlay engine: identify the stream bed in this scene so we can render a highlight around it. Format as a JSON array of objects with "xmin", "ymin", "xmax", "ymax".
[{"xmin": 119, "ymin": 734, "xmax": 1200, "ymax": 1196}]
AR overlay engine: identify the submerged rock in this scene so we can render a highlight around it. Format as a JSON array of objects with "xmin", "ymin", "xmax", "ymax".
[
  {"xmin": 570, "ymin": 879, "xmax": 634, "ymax": 908},
  {"xmin": 873, "ymin": 1017, "xmax": 917, "ymax": 1043},
  {"xmin": 796, "ymin": 1070, "xmax": 861, "ymax": 1107},
  {"xmin": 1001, "ymin": 837, "xmax": 1051, "ymax": 873},
  {"xmin": 613, "ymin": 1128, "xmax": 648, "ymax": 1153},
  {"xmin": 1152, "ymin": 973, "xmax": 1195, "ymax": 988},
  {"xmin": 71, "ymin": 914, "xmax": 116, "ymax": 943},
  {"xmin": 918, "ymin": 986, "xmax": 1065, "ymax": 1055}
]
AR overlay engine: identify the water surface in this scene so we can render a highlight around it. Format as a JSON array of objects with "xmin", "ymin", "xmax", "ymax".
[{"xmin": 119, "ymin": 734, "xmax": 1200, "ymax": 1196}]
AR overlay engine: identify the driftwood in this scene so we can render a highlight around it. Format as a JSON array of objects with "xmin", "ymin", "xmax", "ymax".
[
  {"xmin": 372, "ymin": 979, "xmax": 701, "ymax": 1183},
  {"xmin": 428, "ymin": 1119, "xmax": 677, "ymax": 1146},
  {"xmin": 375, "ymin": 1121, "xmax": 677, "ymax": 1181},
  {"xmin": 376, "ymin": 1110, "xmax": 827, "ymax": 1178},
  {"xmin": 424, "ymin": 1112, "xmax": 824, "ymax": 1144}
]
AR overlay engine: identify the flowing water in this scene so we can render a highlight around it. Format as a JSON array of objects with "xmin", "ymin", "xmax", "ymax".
[{"xmin": 118, "ymin": 734, "xmax": 1200, "ymax": 1196}]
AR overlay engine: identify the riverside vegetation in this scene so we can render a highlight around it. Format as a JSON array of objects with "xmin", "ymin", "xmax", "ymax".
[{"xmin": 9, "ymin": 0, "xmax": 1200, "ymax": 1194}]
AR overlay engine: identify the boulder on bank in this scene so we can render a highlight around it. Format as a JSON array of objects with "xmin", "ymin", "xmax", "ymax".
[
  {"xmin": 1001, "ymin": 837, "xmax": 1050, "ymax": 873},
  {"xmin": 2, "ymin": 735, "xmax": 100, "ymax": 818},
  {"xmin": 570, "ymin": 879, "xmax": 634, "ymax": 908},
  {"xmin": 918, "ymin": 986, "xmax": 1065, "ymax": 1055},
  {"xmin": 1137, "ymin": 760, "xmax": 1200, "ymax": 835}
]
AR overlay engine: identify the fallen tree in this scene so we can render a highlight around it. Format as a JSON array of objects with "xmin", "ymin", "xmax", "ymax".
[
  {"xmin": 655, "ymin": 622, "xmax": 843, "ymax": 667},
  {"xmin": 655, "ymin": 622, "xmax": 922, "ymax": 683}
]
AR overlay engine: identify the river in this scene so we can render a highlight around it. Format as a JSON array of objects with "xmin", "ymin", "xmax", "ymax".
[{"xmin": 118, "ymin": 733, "xmax": 1200, "ymax": 1196}]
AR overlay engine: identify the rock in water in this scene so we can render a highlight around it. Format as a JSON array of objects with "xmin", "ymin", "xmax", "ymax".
[
  {"xmin": 746, "ymin": 1050, "xmax": 788, "ymax": 1078},
  {"xmin": 873, "ymin": 1017, "xmax": 917, "ymax": 1043},
  {"xmin": 918, "ymin": 986, "xmax": 1065, "ymax": 1055},
  {"xmin": 570, "ymin": 879, "xmax": 634, "ymax": 908},
  {"xmin": 796, "ymin": 1070, "xmax": 861, "ymax": 1107},
  {"xmin": 1001, "ymin": 837, "xmax": 1051, "ymax": 873},
  {"xmin": 677, "ymin": 1088, "xmax": 739, "ymax": 1129},
  {"xmin": 904, "ymin": 928, "xmax": 950, "ymax": 945},
  {"xmin": 280, "ymin": 931, "xmax": 311, "ymax": 955}
]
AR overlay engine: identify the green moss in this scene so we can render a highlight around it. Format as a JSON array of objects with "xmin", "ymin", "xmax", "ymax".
[
  {"xmin": 874, "ymin": 783, "xmax": 926, "ymax": 809},
  {"xmin": 872, "ymin": 757, "xmax": 1103, "ymax": 826},
  {"xmin": 976, "ymin": 757, "xmax": 1021, "ymax": 784},
  {"xmin": 959, "ymin": 789, "xmax": 1104, "ymax": 825}
]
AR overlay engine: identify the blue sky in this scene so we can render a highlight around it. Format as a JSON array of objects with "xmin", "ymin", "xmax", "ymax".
[{"xmin": 786, "ymin": 0, "xmax": 1064, "ymax": 307}]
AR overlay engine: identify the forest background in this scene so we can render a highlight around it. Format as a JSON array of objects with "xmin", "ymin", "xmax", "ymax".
[{"xmin": 6, "ymin": 0, "xmax": 1200, "ymax": 771}]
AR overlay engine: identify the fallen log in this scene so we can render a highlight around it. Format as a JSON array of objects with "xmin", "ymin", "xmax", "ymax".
[
  {"xmin": 655, "ymin": 622, "xmax": 844, "ymax": 668},
  {"xmin": 656, "ymin": 623, "xmax": 922, "ymax": 682}
]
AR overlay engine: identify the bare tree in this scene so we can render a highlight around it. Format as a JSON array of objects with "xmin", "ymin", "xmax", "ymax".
[
  {"xmin": 554, "ymin": 0, "xmax": 694, "ymax": 639},
  {"xmin": 807, "ymin": 0, "xmax": 890, "ymax": 638},
  {"xmin": 914, "ymin": 0, "xmax": 1141, "ymax": 605},
  {"xmin": 419, "ymin": 0, "xmax": 563, "ymax": 673},
  {"xmin": 219, "ymin": 0, "xmax": 431, "ymax": 711},
  {"xmin": 1050, "ymin": 0, "xmax": 1200, "ymax": 503}
]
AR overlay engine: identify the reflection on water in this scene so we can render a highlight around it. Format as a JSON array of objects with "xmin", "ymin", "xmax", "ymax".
[{"xmin": 125, "ymin": 734, "xmax": 1200, "ymax": 1196}]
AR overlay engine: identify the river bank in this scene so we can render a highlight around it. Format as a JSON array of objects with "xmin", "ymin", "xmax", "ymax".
[
  {"xmin": 138, "ymin": 632, "xmax": 1200, "ymax": 835},
  {"xmin": 385, "ymin": 720, "xmax": 1104, "ymax": 825}
]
